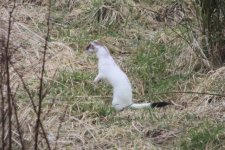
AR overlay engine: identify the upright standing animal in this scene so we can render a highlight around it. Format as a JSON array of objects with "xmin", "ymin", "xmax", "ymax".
[{"xmin": 86, "ymin": 41, "xmax": 171, "ymax": 111}]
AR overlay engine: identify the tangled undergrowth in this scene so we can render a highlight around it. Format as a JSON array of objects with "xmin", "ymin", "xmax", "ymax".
[{"xmin": 0, "ymin": 0, "xmax": 225, "ymax": 149}]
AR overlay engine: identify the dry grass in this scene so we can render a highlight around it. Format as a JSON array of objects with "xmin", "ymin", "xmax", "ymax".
[
  {"xmin": 0, "ymin": 4, "xmax": 90, "ymax": 87},
  {"xmin": 179, "ymin": 67, "xmax": 225, "ymax": 119},
  {"xmin": 1, "ymin": 0, "xmax": 225, "ymax": 149}
]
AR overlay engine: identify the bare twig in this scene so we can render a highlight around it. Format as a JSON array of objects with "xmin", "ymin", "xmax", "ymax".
[
  {"xmin": 11, "ymin": 64, "xmax": 51, "ymax": 150},
  {"xmin": 34, "ymin": 0, "xmax": 52, "ymax": 149},
  {"xmin": 0, "ymin": 26, "xmax": 6, "ymax": 150},
  {"xmin": 155, "ymin": 91, "xmax": 225, "ymax": 98},
  {"xmin": 165, "ymin": 25, "xmax": 192, "ymax": 45},
  {"xmin": 5, "ymin": 1, "xmax": 16, "ymax": 149},
  {"xmin": 11, "ymin": 86, "xmax": 25, "ymax": 150}
]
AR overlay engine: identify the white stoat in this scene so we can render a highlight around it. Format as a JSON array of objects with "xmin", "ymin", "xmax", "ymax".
[{"xmin": 86, "ymin": 41, "xmax": 170, "ymax": 111}]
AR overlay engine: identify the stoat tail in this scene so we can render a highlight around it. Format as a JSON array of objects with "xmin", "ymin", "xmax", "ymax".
[{"xmin": 130, "ymin": 102, "xmax": 171, "ymax": 109}]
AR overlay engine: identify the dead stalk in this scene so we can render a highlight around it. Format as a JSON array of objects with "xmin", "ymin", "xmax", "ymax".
[
  {"xmin": 0, "ymin": 24, "xmax": 6, "ymax": 150},
  {"xmin": 34, "ymin": 0, "xmax": 52, "ymax": 149},
  {"xmin": 11, "ymin": 86, "xmax": 25, "ymax": 150},
  {"xmin": 5, "ymin": 0, "xmax": 16, "ymax": 149},
  {"xmin": 11, "ymin": 64, "xmax": 51, "ymax": 149}
]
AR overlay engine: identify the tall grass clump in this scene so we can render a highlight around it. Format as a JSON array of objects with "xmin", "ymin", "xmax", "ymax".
[
  {"xmin": 89, "ymin": 0, "xmax": 135, "ymax": 26},
  {"xmin": 193, "ymin": 0, "xmax": 225, "ymax": 66}
]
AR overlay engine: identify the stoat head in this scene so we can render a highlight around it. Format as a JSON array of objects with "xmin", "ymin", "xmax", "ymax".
[
  {"xmin": 85, "ymin": 41, "xmax": 97, "ymax": 53},
  {"xmin": 85, "ymin": 41, "xmax": 110, "ymax": 58}
]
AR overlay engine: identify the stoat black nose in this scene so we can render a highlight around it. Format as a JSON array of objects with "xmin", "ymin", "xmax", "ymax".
[
  {"xmin": 86, "ymin": 43, "xmax": 95, "ymax": 51},
  {"xmin": 85, "ymin": 44, "xmax": 91, "ymax": 51}
]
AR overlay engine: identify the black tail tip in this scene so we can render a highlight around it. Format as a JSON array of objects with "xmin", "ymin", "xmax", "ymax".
[{"xmin": 151, "ymin": 102, "xmax": 172, "ymax": 108}]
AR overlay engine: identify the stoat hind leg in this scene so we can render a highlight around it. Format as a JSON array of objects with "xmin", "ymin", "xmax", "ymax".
[{"xmin": 112, "ymin": 104, "xmax": 124, "ymax": 111}]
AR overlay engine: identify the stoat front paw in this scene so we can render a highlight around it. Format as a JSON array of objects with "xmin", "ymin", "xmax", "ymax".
[
  {"xmin": 93, "ymin": 79, "xmax": 98, "ymax": 84},
  {"xmin": 93, "ymin": 78, "xmax": 100, "ymax": 84}
]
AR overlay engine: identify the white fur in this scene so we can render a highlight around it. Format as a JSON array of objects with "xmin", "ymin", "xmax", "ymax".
[{"xmin": 86, "ymin": 41, "xmax": 154, "ymax": 111}]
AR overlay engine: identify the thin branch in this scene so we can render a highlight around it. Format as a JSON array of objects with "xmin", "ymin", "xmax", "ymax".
[
  {"xmin": 11, "ymin": 64, "xmax": 51, "ymax": 150},
  {"xmin": 0, "ymin": 30, "xmax": 6, "ymax": 150},
  {"xmin": 166, "ymin": 24, "xmax": 192, "ymax": 45},
  {"xmin": 5, "ymin": 1, "xmax": 16, "ymax": 149},
  {"xmin": 34, "ymin": 0, "xmax": 52, "ymax": 149},
  {"xmin": 154, "ymin": 91, "xmax": 225, "ymax": 98},
  {"xmin": 11, "ymin": 86, "xmax": 25, "ymax": 150}
]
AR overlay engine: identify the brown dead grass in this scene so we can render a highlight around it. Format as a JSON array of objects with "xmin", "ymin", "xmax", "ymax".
[
  {"xmin": 0, "ymin": 4, "xmax": 91, "ymax": 89},
  {"xmin": 178, "ymin": 66, "xmax": 225, "ymax": 120}
]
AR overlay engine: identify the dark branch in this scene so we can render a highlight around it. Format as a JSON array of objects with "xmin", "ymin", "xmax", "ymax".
[
  {"xmin": 5, "ymin": 1, "xmax": 16, "ymax": 149},
  {"xmin": 34, "ymin": 0, "xmax": 52, "ymax": 149},
  {"xmin": 155, "ymin": 91, "xmax": 225, "ymax": 98}
]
